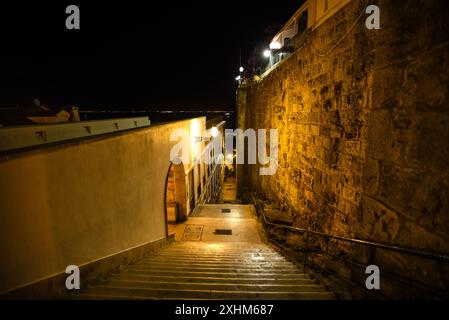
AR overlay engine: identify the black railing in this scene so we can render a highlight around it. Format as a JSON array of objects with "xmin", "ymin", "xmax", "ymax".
[{"xmin": 251, "ymin": 192, "xmax": 449, "ymax": 299}]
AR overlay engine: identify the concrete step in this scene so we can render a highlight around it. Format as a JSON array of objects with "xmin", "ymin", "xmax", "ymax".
[
  {"xmin": 140, "ymin": 260, "xmax": 297, "ymax": 269},
  {"xmin": 122, "ymin": 269, "xmax": 310, "ymax": 279},
  {"xmin": 125, "ymin": 265, "xmax": 299, "ymax": 274},
  {"xmin": 110, "ymin": 273, "xmax": 317, "ymax": 285},
  {"xmin": 146, "ymin": 252, "xmax": 285, "ymax": 259},
  {"xmin": 157, "ymin": 245, "xmax": 275, "ymax": 253},
  {"xmin": 151, "ymin": 246, "xmax": 281, "ymax": 251},
  {"xmin": 134, "ymin": 261, "xmax": 296, "ymax": 269},
  {"xmin": 166, "ymin": 248, "xmax": 275, "ymax": 252},
  {"xmin": 102, "ymin": 279, "xmax": 327, "ymax": 292},
  {"xmin": 143, "ymin": 256, "xmax": 290, "ymax": 264},
  {"xmin": 158, "ymin": 244, "xmax": 279, "ymax": 250},
  {"xmin": 76, "ymin": 241, "xmax": 335, "ymax": 300},
  {"xmin": 158, "ymin": 247, "xmax": 280, "ymax": 252},
  {"xmin": 77, "ymin": 286, "xmax": 335, "ymax": 300},
  {"xmin": 147, "ymin": 251, "xmax": 286, "ymax": 260}
]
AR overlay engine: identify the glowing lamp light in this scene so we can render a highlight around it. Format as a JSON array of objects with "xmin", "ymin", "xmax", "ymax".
[
  {"xmin": 269, "ymin": 41, "xmax": 282, "ymax": 50},
  {"xmin": 263, "ymin": 49, "xmax": 271, "ymax": 58},
  {"xmin": 235, "ymin": 75, "xmax": 241, "ymax": 81},
  {"xmin": 211, "ymin": 126, "xmax": 219, "ymax": 137},
  {"xmin": 270, "ymin": 41, "xmax": 282, "ymax": 50},
  {"xmin": 239, "ymin": 66, "xmax": 244, "ymax": 72}
]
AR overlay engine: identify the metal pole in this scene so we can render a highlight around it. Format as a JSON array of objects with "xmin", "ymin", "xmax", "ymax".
[{"xmin": 304, "ymin": 231, "xmax": 310, "ymax": 271}]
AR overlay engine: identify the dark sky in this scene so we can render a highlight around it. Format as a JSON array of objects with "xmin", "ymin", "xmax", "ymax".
[{"xmin": 0, "ymin": 1, "xmax": 304, "ymax": 110}]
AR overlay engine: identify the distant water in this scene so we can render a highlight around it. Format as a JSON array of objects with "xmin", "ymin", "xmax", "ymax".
[{"xmin": 79, "ymin": 110, "xmax": 235, "ymax": 127}]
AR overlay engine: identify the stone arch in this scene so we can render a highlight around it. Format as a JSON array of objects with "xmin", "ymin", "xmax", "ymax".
[{"xmin": 164, "ymin": 161, "xmax": 188, "ymax": 224}]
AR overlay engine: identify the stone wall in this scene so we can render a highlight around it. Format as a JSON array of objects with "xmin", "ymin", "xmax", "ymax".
[{"xmin": 237, "ymin": 0, "xmax": 449, "ymax": 298}]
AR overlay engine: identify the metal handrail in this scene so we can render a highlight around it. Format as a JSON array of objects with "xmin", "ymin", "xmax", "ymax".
[{"xmin": 251, "ymin": 192, "xmax": 449, "ymax": 267}]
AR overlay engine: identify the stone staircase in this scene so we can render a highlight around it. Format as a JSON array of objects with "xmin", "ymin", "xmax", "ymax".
[{"xmin": 74, "ymin": 241, "xmax": 335, "ymax": 300}]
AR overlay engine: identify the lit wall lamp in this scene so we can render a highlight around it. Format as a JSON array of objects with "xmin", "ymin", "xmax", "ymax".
[
  {"xmin": 269, "ymin": 41, "xmax": 282, "ymax": 50},
  {"xmin": 263, "ymin": 49, "xmax": 271, "ymax": 58},
  {"xmin": 211, "ymin": 126, "xmax": 219, "ymax": 137},
  {"xmin": 196, "ymin": 126, "xmax": 219, "ymax": 142}
]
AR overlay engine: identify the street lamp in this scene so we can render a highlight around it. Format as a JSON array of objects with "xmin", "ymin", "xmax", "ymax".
[
  {"xmin": 211, "ymin": 127, "xmax": 219, "ymax": 137},
  {"xmin": 263, "ymin": 49, "xmax": 271, "ymax": 58},
  {"xmin": 269, "ymin": 41, "xmax": 282, "ymax": 50}
]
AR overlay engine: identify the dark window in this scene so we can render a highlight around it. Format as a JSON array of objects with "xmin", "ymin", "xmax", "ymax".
[{"xmin": 298, "ymin": 9, "xmax": 308, "ymax": 33}]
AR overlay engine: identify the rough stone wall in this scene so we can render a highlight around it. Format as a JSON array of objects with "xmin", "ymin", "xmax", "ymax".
[{"xmin": 237, "ymin": 0, "xmax": 449, "ymax": 297}]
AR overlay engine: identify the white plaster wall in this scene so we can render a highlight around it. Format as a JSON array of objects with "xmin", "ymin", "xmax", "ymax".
[{"xmin": 0, "ymin": 117, "xmax": 205, "ymax": 293}]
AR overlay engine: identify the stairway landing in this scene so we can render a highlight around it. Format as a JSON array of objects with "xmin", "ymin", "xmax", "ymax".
[{"xmin": 170, "ymin": 204, "xmax": 261, "ymax": 243}]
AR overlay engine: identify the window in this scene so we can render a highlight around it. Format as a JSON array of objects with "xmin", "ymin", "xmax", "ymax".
[{"xmin": 298, "ymin": 9, "xmax": 308, "ymax": 33}]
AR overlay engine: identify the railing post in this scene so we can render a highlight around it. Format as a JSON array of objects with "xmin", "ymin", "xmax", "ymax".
[{"xmin": 303, "ymin": 231, "xmax": 309, "ymax": 271}]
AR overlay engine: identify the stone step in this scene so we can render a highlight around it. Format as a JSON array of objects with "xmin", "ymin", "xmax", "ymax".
[
  {"xmin": 161, "ymin": 248, "xmax": 278, "ymax": 254},
  {"xmin": 158, "ymin": 247, "xmax": 279, "ymax": 252},
  {"xmin": 169, "ymin": 242, "xmax": 269, "ymax": 247},
  {"xmin": 134, "ymin": 261, "xmax": 296, "ymax": 269},
  {"xmin": 146, "ymin": 252, "xmax": 284, "ymax": 259},
  {"xmin": 158, "ymin": 244, "xmax": 278, "ymax": 250},
  {"xmin": 110, "ymin": 273, "xmax": 316, "ymax": 285},
  {"xmin": 102, "ymin": 279, "xmax": 326, "ymax": 292},
  {"xmin": 125, "ymin": 265, "xmax": 299, "ymax": 274},
  {"xmin": 122, "ymin": 269, "xmax": 310, "ymax": 279},
  {"xmin": 154, "ymin": 245, "xmax": 280, "ymax": 250},
  {"xmin": 77, "ymin": 286, "xmax": 335, "ymax": 300},
  {"xmin": 143, "ymin": 256, "xmax": 290, "ymax": 263},
  {"xmin": 75, "ymin": 241, "xmax": 335, "ymax": 300}
]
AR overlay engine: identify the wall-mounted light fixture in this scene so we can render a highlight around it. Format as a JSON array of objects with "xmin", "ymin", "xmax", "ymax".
[
  {"xmin": 269, "ymin": 41, "xmax": 282, "ymax": 50},
  {"xmin": 196, "ymin": 126, "xmax": 219, "ymax": 142},
  {"xmin": 211, "ymin": 127, "xmax": 219, "ymax": 137}
]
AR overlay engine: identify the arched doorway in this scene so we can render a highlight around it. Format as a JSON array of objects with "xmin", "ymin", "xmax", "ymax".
[{"xmin": 165, "ymin": 162, "xmax": 188, "ymax": 225}]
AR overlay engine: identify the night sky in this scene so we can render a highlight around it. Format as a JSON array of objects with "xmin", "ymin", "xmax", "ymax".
[{"xmin": 0, "ymin": 1, "xmax": 304, "ymax": 110}]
